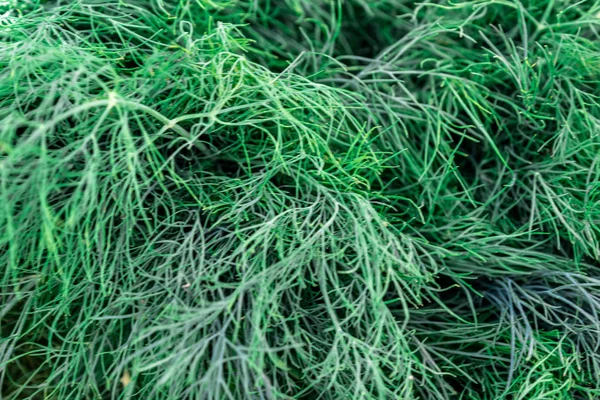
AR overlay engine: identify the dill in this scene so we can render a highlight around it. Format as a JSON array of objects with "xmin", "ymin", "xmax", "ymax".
[{"xmin": 2, "ymin": 0, "xmax": 600, "ymax": 398}]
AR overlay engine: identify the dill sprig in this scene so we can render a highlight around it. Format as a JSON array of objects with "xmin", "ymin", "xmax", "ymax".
[{"xmin": 2, "ymin": 0, "xmax": 600, "ymax": 399}]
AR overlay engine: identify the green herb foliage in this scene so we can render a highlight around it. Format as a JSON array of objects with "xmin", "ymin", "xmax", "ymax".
[{"xmin": 1, "ymin": 0, "xmax": 600, "ymax": 398}]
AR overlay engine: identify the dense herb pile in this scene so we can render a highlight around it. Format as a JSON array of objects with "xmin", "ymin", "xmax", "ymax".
[{"xmin": 1, "ymin": 0, "xmax": 600, "ymax": 398}]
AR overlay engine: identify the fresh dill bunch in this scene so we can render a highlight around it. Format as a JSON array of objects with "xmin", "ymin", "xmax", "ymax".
[{"xmin": 2, "ymin": 0, "xmax": 600, "ymax": 399}]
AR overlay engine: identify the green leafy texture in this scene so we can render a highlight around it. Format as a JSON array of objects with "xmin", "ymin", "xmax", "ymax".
[{"xmin": 1, "ymin": 0, "xmax": 600, "ymax": 399}]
